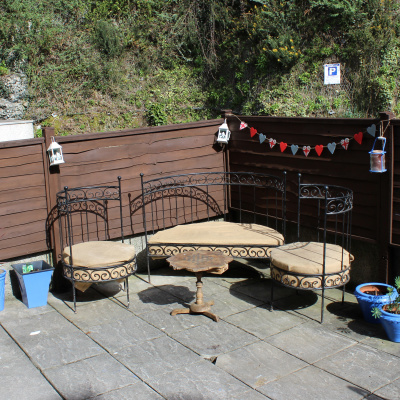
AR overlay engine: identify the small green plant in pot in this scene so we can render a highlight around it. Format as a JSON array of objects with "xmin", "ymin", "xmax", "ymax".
[{"xmin": 372, "ymin": 277, "xmax": 400, "ymax": 342}]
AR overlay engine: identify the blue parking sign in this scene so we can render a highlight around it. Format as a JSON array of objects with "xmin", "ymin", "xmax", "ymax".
[{"xmin": 324, "ymin": 63, "xmax": 340, "ymax": 85}]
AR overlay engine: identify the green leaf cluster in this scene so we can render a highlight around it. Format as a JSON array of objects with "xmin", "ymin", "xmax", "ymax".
[{"xmin": 372, "ymin": 276, "xmax": 400, "ymax": 318}]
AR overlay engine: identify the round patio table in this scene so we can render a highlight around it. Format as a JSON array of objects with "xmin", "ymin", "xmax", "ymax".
[{"xmin": 167, "ymin": 250, "xmax": 233, "ymax": 322}]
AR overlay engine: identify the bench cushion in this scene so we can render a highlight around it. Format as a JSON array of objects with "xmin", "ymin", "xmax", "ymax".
[
  {"xmin": 269, "ymin": 241, "xmax": 354, "ymax": 275},
  {"xmin": 148, "ymin": 221, "xmax": 284, "ymax": 258},
  {"xmin": 63, "ymin": 241, "xmax": 136, "ymax": 268}
]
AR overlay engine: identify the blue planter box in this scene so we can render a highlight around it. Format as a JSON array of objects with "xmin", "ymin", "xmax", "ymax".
[{"xmin": 12, "ymin": 261, "xmax": 54, "ymax": 308}]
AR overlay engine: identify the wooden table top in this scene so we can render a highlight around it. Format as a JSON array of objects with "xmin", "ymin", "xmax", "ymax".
[{"xmin": 167, "ymin": 250, "xmax": 233, "ymax": 274}]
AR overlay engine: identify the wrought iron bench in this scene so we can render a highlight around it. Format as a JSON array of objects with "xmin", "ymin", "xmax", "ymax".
[
  {"xmin": 140, "ymin": 171, "xmax": 287, "ymax": 282},
  {"xmin": 269, "ymin": 173, "xmax": 354, "ymax": 323},
  {"xmin": 56, "ymin": 177, "xmax": 137, "ymax": 312}
]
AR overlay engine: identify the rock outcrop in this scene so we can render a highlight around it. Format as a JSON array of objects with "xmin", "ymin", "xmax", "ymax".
[{"xmin": 0, "ymin": 73, "xmax": 29, "ymax": 119}]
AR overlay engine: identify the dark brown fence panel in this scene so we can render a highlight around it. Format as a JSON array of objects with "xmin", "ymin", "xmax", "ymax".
[
  {"xmin": 0, "ymin": 138, "xmax": 49, "ymax": 260},
  {"xmin": 54, "ymin": 120, "xmax": 225, "ymax": 242},
  {"xmin": 227, "ymin": 115, "xmax": 385, "ymax": 243},
  {"xmin": 391, "ymin": 121, "xmax": 400, "ymax": 245}
]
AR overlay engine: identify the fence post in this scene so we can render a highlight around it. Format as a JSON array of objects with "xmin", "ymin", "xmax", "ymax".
[
  {"xmin": 378, "ymin": 111, "xmax": 395, "ymax": 283},
  {"xmin": 42, "ymin": 127, "xmax": 65, "ymax": 291}
]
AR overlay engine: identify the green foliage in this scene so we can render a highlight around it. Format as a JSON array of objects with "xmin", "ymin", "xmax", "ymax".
[
  {"xmin": 0, "ymin": 61, "xmax": 9, "ymax": 76},
  {"xmin": 146, "ymin": 104, "xmax": 168, "ymax": 126},
  {"xmin": 0, "ymin": 0, "xmax": 400, "ymax": 134},
  {"xmin": 93, "ymin": 20, "xmax": 121, "ymax": 58}
]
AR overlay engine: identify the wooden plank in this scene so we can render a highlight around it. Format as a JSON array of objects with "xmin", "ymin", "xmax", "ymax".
[
  {"xmin": 0, "ymin": 161, "xmax": 45, "ymax": 179},
  {"xmin": 59, "ymin": 124, "xmax": 219, "ymax": 153},
  {"xmin": 0, "ymin": 196, "xmax": 47, "ymax": 216},
  {"xmin": 0, "ymin": 173, "xmax": 45, "ymax": 191},
  {"xmin": 0, "ymin": 186, "xmax": 45, "ymax": 204}
]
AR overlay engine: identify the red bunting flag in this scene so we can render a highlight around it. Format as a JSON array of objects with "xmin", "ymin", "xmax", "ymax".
[
  {"xmin": 280, "ymin": 142, "xmax": 287, "ymax": 152},
  {"xmin": 354, "ymin": 132, "xmax": 363, "ymax": 145}
]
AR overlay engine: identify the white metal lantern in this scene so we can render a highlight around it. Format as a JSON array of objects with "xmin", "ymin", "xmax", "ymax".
[
  {"xmin": 217, "ymin": 119, "xmax": 231, "ymax": 144},
  {"xmin": 369, "ymin": 137, "xmax": 386, "ymax": 173},
  {"xmin": 47, "ymin": 137, "xmax": 65, "ymax": 166}
]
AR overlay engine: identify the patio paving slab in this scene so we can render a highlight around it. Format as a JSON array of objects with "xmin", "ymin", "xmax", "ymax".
[
  {"xmin": 155, "ymin": 279, "xmax": 230, "ymax": 302},
  {"xmin": 257, "ymin": 364, "xmax": 369, "ymax": 400},
  {"xmin": 139, "ymin": 307, "xmax": 213, "ymax": 335},
  {"xmin": 0, "ymin": 325, "xmax": 28, "ymax": 363},
  {"xmin": 273, "ymin": 291, "xmax": 362, "ymax": 325},
  {"xmin": 146, "ymin": 359, "xmax": 251, "ymax": 400},
  {"xmin": 96, "ymin": 275, "xmax": 153, "ymax": 296},
  {"xmin": 215, "ymin": 340, "xmax": 307, "ymax": 388},
  {"xmin": 223, "ymin": 305, "xmax": 306, "ymax": 339},
  {"xmin": 360, "ymin": 329, "xmax": 400, "ymax": 357},
  {"xmin": 230, "ymin": 278, "xmax": 293, "ymax": 303},
  {"xmin": 231, "ymin": 390, "xmax": 271, "ymax": 400},
  {"xmin": 209, "ymin": 289, "xmax": 264, "ymax": 318},
  {"xmin": 0, "ymin": 297, "xmax": 53, "ymax": 323},
  {"xmin": 1, "ymin": 268, "xmax": 400, "ymax": 400},
  {"xmin": 86, "ymin": 315, "xmax": 163, "ymax": 353},
  {"xmin": 49, "ymin": 298, "xmax": 135, "ymax": 331},
  {"xmin": 0, "ymin": 354, "xmax": 62, "ymax": 400},
  {"xmin": 373, "ymin": 377, "xmax": 400, "ymax": 400},
  {"xmin": 265, "ymin": 321, "xmax": 357, "ymax": 363},
  {"xmin": 148, "ymin": 282, "xmax": 197, "ymax": 303},
  {"xmin": 129, "ymin": 286, "xmax": 189, "ymax": 315},
  {"xmin": 1, "ymin": 309, "xmax": 82, "ymax": 336},
  {"xmin": 136, "ymin": 267, "xmax": 193, "ymax": 287},
  {"xmin": 113, "ymin": 335, "xmax": 200, "ymax": 381},
  {"xmin": 4, "ymin": 326, "xmax": 104, "ymax": 370},
  {"xmin": 171, "ymin": 320, "xmax": 258, "ymax": 358},
  {"xmin": 314, "ymin": 343, "xmax": 400, "ymax": 393},
  {"xmin": 43, "ymin": 353, "xmax": 139, "ymax": 400},
  {"xmin": 89, "ymin": 382, "xmax": 164, "ymax": 399}
]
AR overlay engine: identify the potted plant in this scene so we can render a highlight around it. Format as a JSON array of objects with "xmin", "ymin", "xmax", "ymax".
[
  {"xmin": 354, "ymin": 282, "xmax": 398, "ymax": 324},
  {"xmin": 372, "ymin": 277, "xmax": 400, "ymax": 342}
]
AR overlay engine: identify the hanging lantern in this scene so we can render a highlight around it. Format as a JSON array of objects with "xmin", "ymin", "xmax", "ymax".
[
  {"xmin": 217, "ymin": 119, "xmax": 231, "ymax": 144},
  {"xmin": 369, "ymin": 137, "xmax": 386, "ymax": 173},
  {"xmin": 47, "ymin": 137, "xmax": 65, "ymax": 166}
]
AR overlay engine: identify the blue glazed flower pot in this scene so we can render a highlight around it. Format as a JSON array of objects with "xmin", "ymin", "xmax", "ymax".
[
  {"xmin": 354, "ymin": 283, "xmax": 397, "ymax": 324},
  {"xmin": 379, "ymin": 305, "xmax": 400, "ymax": 342}
]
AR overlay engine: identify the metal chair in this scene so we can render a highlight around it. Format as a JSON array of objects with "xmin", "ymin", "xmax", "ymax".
[
  {"xmin": 56, "ymin": 177, "xmax": 136, "ymax": 312},
  {"xmin": 269, "ymin": 173, "xmax": 353, "ymax": 323}
]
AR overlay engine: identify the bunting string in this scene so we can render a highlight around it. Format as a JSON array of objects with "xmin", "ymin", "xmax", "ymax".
[{"xmin": 231, "ymin": 114, "xmax": 393, "ymax": 157}]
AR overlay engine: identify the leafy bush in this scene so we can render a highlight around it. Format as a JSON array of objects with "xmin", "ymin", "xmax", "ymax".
[
  {"xmin": 146, "ymin": 103, "xmax": 168, "ymax": 126},
  {"xmin": 93, "ymin": 20, "xmax": 121, "ymax": 58},
  {"xmin": 0, "ymin": 0, "xmax": 400, "ymax": 135}
]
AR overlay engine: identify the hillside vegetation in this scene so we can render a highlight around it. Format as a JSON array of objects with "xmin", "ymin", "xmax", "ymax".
[{"xmin": 0, "ymin": 0, "xmax": 399, "ymax": 135}]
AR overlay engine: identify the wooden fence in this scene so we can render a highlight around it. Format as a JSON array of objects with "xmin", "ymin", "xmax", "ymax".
[
  {"xmin": 0, "ymin": 120, "xmax": 225, "ymax": 263},
  {"xmin": 0, "ymin": 111, "xmax": 398, "ymax": 283}
]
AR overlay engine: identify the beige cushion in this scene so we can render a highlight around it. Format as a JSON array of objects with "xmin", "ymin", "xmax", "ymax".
[
  {"xmin": 148, "ymin": 221, "xmax": 284, "ymax": 247},
  {"xmin": 269, "ymin": 242, "xmax": 354, "ymax": 275},
  {"xmin": 63, "ymin": 241, "xmax": 136, "ymax": 268}
]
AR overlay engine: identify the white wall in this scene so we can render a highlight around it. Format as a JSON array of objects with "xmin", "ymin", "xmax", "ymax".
[{"xmin": 0, "ymin": 120, "xmax": 34, "ymax": 142}]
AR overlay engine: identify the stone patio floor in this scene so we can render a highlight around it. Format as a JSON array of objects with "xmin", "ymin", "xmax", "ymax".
[{"xmin": 1, "ymin": 259, "xmax": 400, "ymax": 400}]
